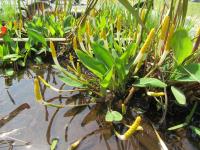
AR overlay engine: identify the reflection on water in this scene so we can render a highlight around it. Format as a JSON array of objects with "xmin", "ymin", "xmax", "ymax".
[{"xmin": 0, "ymin": 64, "xmax": 199, "ymax": 150}]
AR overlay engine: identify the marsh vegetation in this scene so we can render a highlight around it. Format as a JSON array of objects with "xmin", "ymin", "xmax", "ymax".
[{"xmin": 0, "ymin": 0, "xmax": 200, "ymax": 150}]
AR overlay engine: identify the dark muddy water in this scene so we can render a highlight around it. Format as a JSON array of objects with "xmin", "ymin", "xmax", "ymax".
[{"xmin": 0, "ymin": 64, "xmax": 199, "ymax": 150}]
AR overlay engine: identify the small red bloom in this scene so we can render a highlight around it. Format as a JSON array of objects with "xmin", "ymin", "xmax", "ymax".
[{"xmin": 1, "ymin": 26, "xmax": 7, "ymax": 34}]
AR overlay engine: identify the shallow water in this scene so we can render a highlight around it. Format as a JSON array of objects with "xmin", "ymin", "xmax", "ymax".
[{"xmin": 0, "ymin": 64, "xmax": 199, "ymax": 150}]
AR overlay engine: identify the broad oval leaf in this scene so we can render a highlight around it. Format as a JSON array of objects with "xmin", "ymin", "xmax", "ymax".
[
  {"xmin": 176, "ymin": 63, "xmax": 200, "ymax": 82},
  {"xmin": 76, "ymin": 50, "xmax": 107, "ymax": 79},
  {"xmin": 105, "ymin": 111, "xmax": 114, "ymax": 122},
  {"xmin": 171, "ymin": 86, "xmax": 186, "ymax": 105},
  {"xmin": 171, "ymin": 29, "xmax": 192, "ymax": 65},
  {"xmin": 111, "ymin": 111, "xmax": 123, "ymax": 121},
  {"xmin": 133, "ymin": 78, "xmax": 167, "ymax": 88},
  {"xmin": 105, "ymin": 111, "xmax": 123, "ymax": 122},
  {"xmin": 92, "ymin": 42, "xmax": 114, "ymax": 69}
]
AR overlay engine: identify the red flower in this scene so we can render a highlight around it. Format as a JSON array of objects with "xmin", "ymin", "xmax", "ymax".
[{"xmin": 1, "ymin": 26, "xmax": 7, "ymax": 34}]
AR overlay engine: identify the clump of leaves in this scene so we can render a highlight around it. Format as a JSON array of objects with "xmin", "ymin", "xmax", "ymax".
[{"xmin": 34, "ymin": 0, "xmax": 200, "ymax": 145}]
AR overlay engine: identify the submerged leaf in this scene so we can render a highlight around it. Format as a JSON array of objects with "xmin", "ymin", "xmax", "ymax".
[
  {"xmin": 171, "ymin": 86, "xmax": 186, "ymax": 105},
  {"xmin": 81, "ymin": 105, "xmax": 101, "ymax": 126},
  {"xmin": 64, "ymin": 106, "xmax": 86, "ymax": 117},
  {"xmin": 0, "ymin": 103, "xmax": 30, "ymax": 128}
]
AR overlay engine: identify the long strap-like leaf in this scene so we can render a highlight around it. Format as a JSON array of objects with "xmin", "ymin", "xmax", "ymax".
[
  {"xmin": 117, "ymin": 0, "xmax": 147, "ymax": 32},
  {"xmin": 181, "ymin": 0, "xmax": 188, "ymax": 26}
]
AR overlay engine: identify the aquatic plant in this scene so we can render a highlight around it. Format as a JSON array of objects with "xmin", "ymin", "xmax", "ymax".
[{"xmin": 30, "ymin": 0, "xmax": 200, "ymax": 148}]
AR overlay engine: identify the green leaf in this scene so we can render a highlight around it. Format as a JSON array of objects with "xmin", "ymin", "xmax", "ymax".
[
  {"xmin": 3, "ymin": 34, "xmax": 13, "ymax": 43},
  {"xmin": 114, "ymin": 41, "xmax": 123, "ymax": 54},
  {"xmin": 92, "ymin": 42, "xmax": 114, "ymax": 69},
  {"xmin": 0, "ymin": 45, "xmax": 3, "ymax": 58},
  {"xmin": 168, "ymin": 123, "xmax": 188, "ymax": 131},
  {"xmin": 105, "ymin": 111, "xmax": 123, "ymax": 122},
  {"xmin": 47, "ymin": 25, "xmax": 56, "ymax": 36},
  {"xmin": 76, "ymin": 50, "xmax": 107, "ymax": 79},
  {"xmin": 171, "ymin": 29, "xmax": 192, "ymax": 65},
  {"xmin": 27, "ymin": 28, "xmax": 47, "ymax": 46},
  {"xmin": 120, "ymin": 42, "xmax": 136, "ymax": 64},
  {"xmin": 101, "ymin": 68, "xmax": 113, "ymax": 89},
  {"xmin": 3, "ymin": 54, "xmax": 22, "ymax": 61},
  {"xmin": 58, "ymin": 75, "xmax": 85, "ymax": 88},
  {"xmin": 117, "ymin": 0, "xmax": 145, "ymax": 29},
  {"xmin": 36, "ymin": 17, "xmax": 43, "ymax": 27},
  {"xmin": 99, "ymin": 16, "xmax": 106, "ymax": 28},
  {"xmin": 105, "ymin": 111, "xmax": 114, "ymax": 122},
  {"xmin": 181, "ymin": 0, "xmax": 188, "ymax": 25},
  {"xmin": 133, "ymin": 78, "xmax": 167, "ymax": 88},
  {"xmin": 176, "ymin": 63, "xmax": 200, "ymax": 82},
  {"xmin": 34, "ymin": 57, "xmax": 43, "ymax": 64},
  {"xmin": 5, "ymin": 68, "xmax": 14, "ymax": 76},
  {"xmin": 115, "ymin": 58, "xmax": 126, "ymax": 82},
  {"xmin": 63, "ymin": 15, "xmax": 74, "ymax": 31},
  {"xmin": 190, "ymin": 126, "xmax": 200, "ymax": 137},
  {"xmin": 18, "ymin": 60, "xmax": 25, "ymax": 67},
  {"xmin": 171, "ymin": 86, "xmax": 186, "ymax": 105}
]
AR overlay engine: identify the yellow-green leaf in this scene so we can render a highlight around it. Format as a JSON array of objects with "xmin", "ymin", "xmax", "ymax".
[
  {"xmin": 171, "ymin": 29, "xmax": 192, "ymax": 65},
  {"xmin": 171, "ymin": 86, "xmax": 186, "ymax": 105}
]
